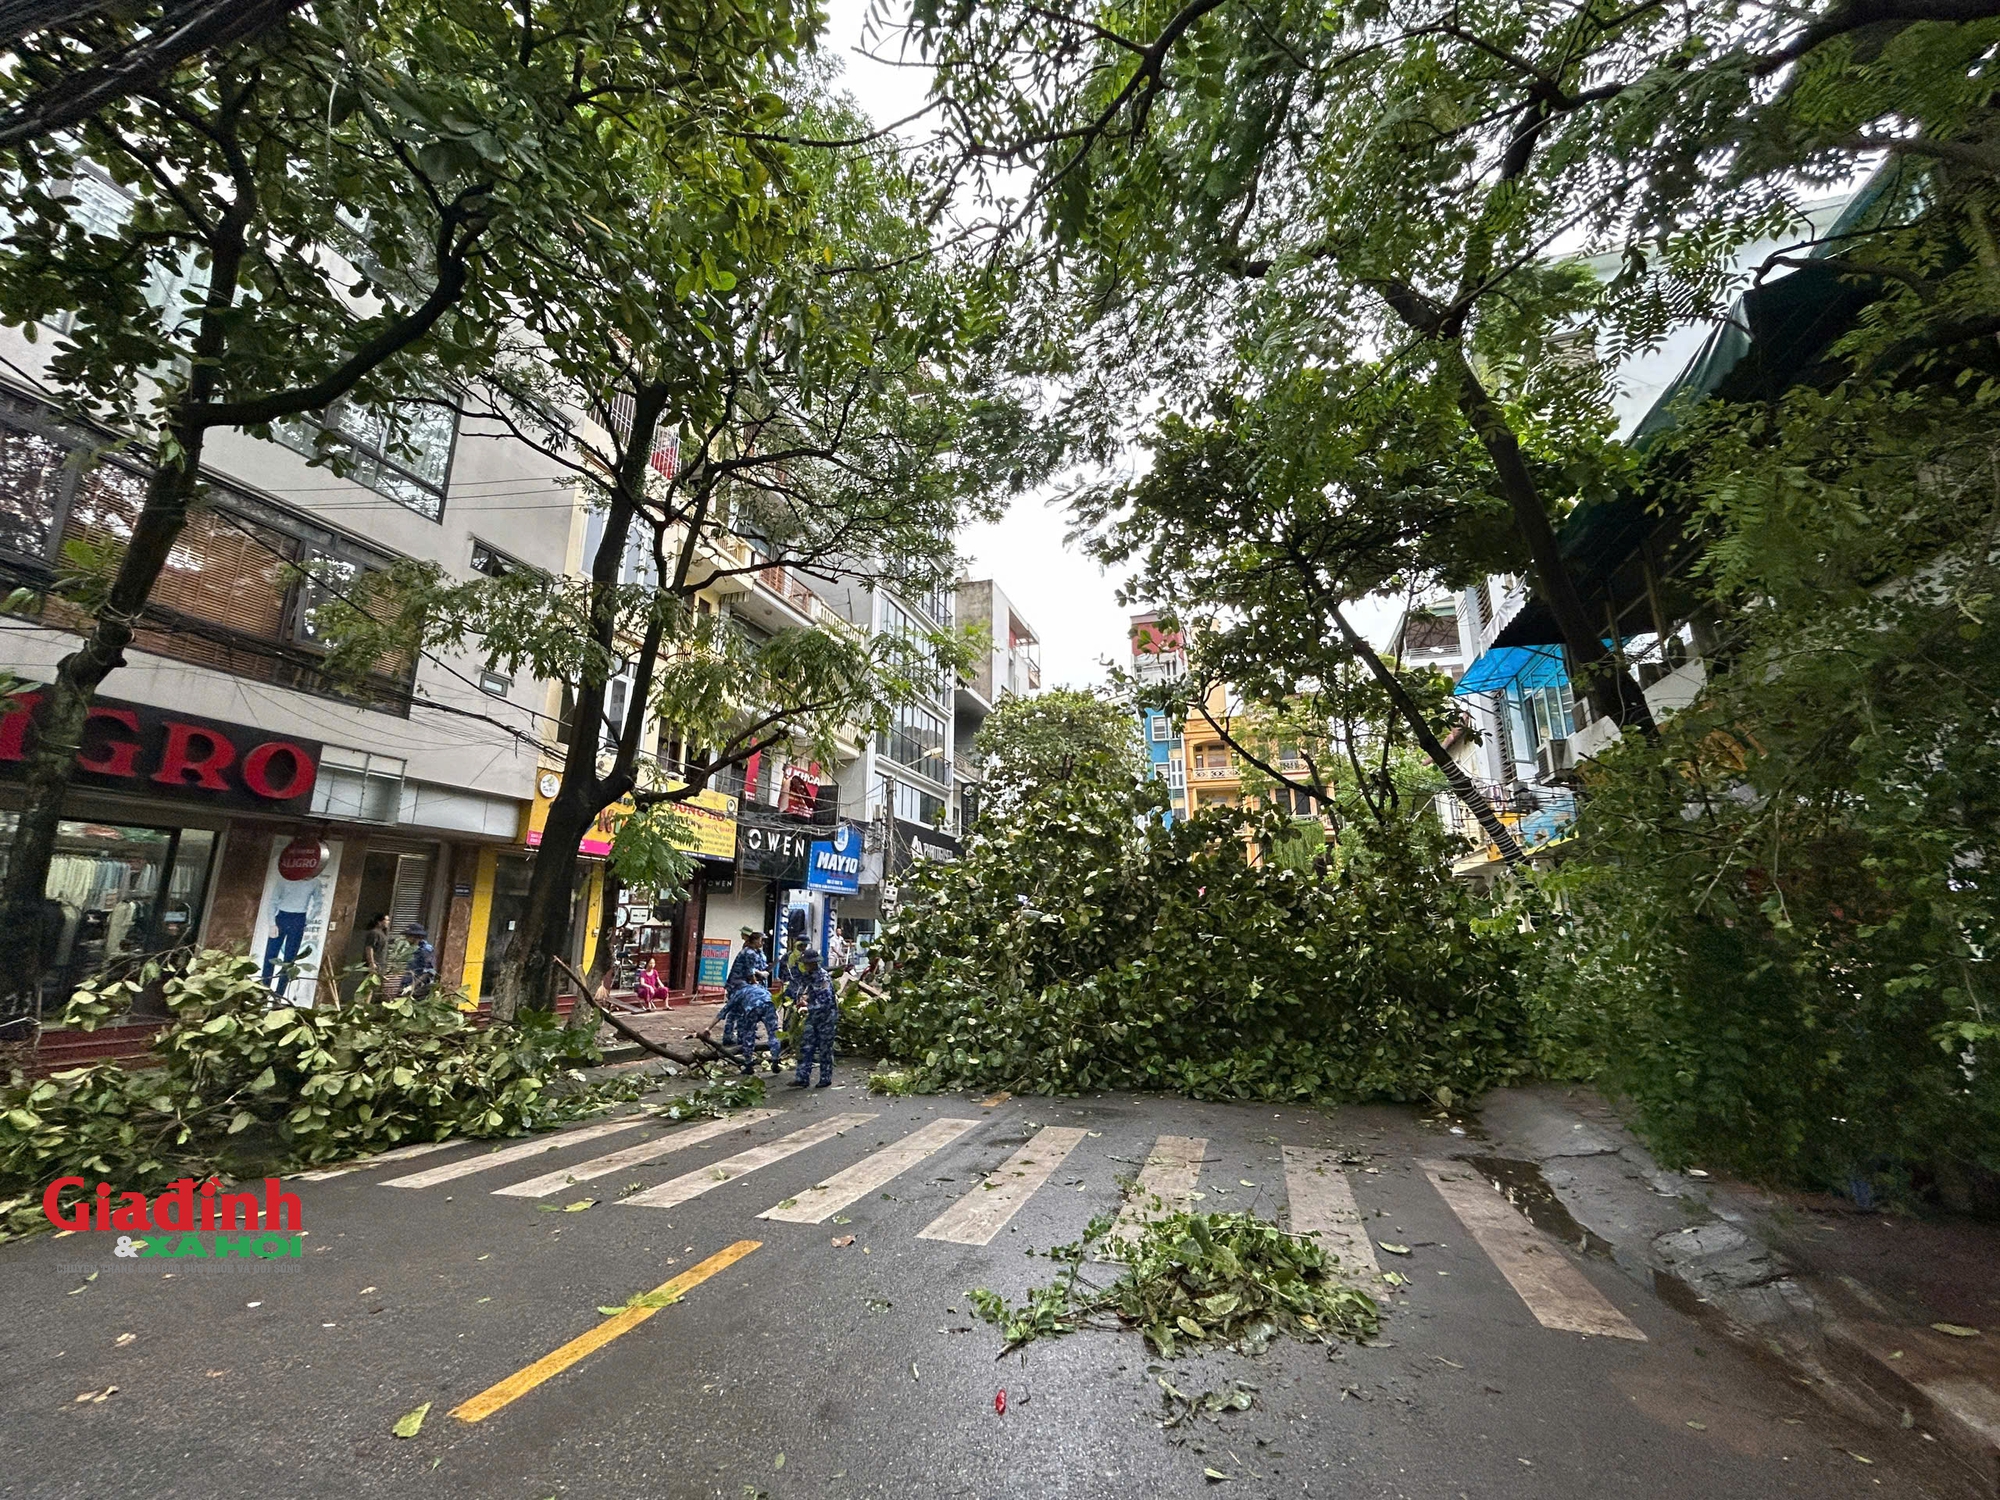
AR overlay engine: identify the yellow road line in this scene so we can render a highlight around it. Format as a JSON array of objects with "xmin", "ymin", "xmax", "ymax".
[{"xmin": 450, "ymin": 1240, "xmax": 760, "ymax": 1424}]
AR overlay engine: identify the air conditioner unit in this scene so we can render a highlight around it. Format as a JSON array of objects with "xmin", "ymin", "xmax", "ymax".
[{"xmin": 1536, "ymin": 738, "xmax": 1573, "ymax": 778}]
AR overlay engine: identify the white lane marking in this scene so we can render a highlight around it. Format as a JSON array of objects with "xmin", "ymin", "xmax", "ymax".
[
  {"xmin": 1113, "ymin": 1134, "xmax": 1208, "ymax": 1231},
  {"xmin": 493, "ymin": 1111, "xmax": 783, "ymax": 1198},
  {"xmin": 293, "ymin": 1140, "xmax": 458, "ymax": 1181},
  {"xmin": 381, "ymin": 1117, "xmax": 651, "ymax": 1189},
  {"xmin": 1421, "ymin": 1159, "xmax": 1646, "ymax": 1341},
  {"xmin": 1281, "ymin": 1146, "xmax": 1380, "ymax": 1276},
  {"xmin": 620, "ymin": 1114, "xmax": 878, "ymax": 1210},
  {"xmin": 917, "ymin": 1126, "xmax": 1090, "ymax": 1246},
  {"xmin": 759, "ymin": 1117, "xmax": 981, "ymax": 1224}
]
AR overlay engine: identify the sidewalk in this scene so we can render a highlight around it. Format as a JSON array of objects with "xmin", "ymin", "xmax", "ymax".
[{"xmin": 1474, "ymin": 1083, "xmax": 2000, "ymax": 1498}]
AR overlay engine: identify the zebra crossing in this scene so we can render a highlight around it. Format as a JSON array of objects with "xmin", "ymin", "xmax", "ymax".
[{"xmin": 311, "ymin": 1104, "xmax": 1648, "ymax": 1341}]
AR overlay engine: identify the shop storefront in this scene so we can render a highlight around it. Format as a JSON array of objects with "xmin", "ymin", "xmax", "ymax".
[
  {"xmin": 503, "ymin": 777, "xmax": 740, "ymax": 998},
  {"xmin": 0, "ymin": 691, "xmax": 319, "ymax": 1014}
]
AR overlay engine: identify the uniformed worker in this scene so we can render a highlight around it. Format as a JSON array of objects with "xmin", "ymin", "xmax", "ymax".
[
  {"xmin": 719, "ymin": 929, "xmax": 768, "ymax": 1047},
  {"xmin": 734, "ymin": 978, "xmax": 782, "ymax": 1074},
  {"xmin": 786, "ymin": 951, "xmax": 839, "ymax": 1089}
]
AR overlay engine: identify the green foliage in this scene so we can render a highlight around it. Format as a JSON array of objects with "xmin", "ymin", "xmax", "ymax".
[
  {"xmin": 1536, "ymin": 363, "xmax": 2000, "ymax": 1198},
  {"xmin": 847, "ymin": 773, "xmax": 1542, "ymax": 1103},
  {"xmin": 969, "ymin": 1208, "xmax": 1381, "ymax": 1358},
  {"xmin": 970, "ymin": 685, "xmax": 1145, "ymax": 813},
  {"xmin": 0, "ymin": 950, "xmax": 698, "ymax": 1241}
]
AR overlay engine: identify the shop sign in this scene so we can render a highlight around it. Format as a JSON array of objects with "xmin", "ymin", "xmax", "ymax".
[
  {"xmin": 276, "ymin": 837, "xmax": 328, "ymax": 880},
  {"xmin": 892, "ymin": 818, "xmax": 960, "ymax": 874},
  {"xmin": 665, "ymin": 779, "xmax": 738, "ymax": 861},
  {"xmin": 525, "ymin": 790, "xmax": 632, "ymax": 857},
  {"xmin": 806, "ymin": 823, "xmax": 863, "ymax": 894},
  {"xmin": 697, "ymin": 937, "xmax": 731, "ymax": 988},
  {"xmin": 524, "ymin": 780, "xmax": 738, "ymax": 860},
  {"xmin": 737, "ymin": 817, "xmax": 813, "ymax": 881},
  {"xmin": 0, "ymin": 690, "xmax": 319, "ymax": 813}
]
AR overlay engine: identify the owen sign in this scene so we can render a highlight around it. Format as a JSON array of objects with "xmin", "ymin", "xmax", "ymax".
[{"xmin": 0, "ymin": 691, "xmax": 320, "ymax": 813}]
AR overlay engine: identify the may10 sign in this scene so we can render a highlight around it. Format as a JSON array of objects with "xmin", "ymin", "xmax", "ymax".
[{"xmin": 806, "ymin": 823, "xmax": 862, "ymax": 894}]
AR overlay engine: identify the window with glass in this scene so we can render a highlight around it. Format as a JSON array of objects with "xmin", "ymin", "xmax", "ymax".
[
  {"xmin": 880, "ymin": 596, "xmax": 948, "ymax": 703},
  {"xmin": 0, "ymin": 811, "xmax": 216, "ymax": 1009},
  {"xmin": 0, "ymin": 395, "xmax": 415, "ymax": 712},
  {"xmin": 891, "ymin": 777, "xmax": 946, "ymax": 827},
  {"xmin": 1149, "ymin": 715, "xmax": 1170, "ymax": 742},
  {"xmin": 879, "ymin": 700, "xmax": 946, "ymax": 784},
  {"xmin": 276, "ymin": 397, "xmax": 456, "ymax": 522}
]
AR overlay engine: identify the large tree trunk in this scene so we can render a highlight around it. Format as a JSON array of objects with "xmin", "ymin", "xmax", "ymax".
[
  {"xmin": 507, "ymin": 776, "xmax": 599, "ymax": 1014},
  {"xmin": 1442, "ymin": 345, "xmax": 1656, "ymax": 736},
  {"xmin": 0, "ymin": 432, "xmax": 206, "ymax": 1033},
  {"xmin": 1326, "ymin": 602, "xmax": 1528, "ymax": 866}
]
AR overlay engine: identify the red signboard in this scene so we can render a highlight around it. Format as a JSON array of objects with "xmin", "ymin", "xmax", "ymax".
[
  {"xmin": 277, "ymin": 837, "xmax": 328, "ymax": 880},
  {"xmin": 0, "ymin": 690, "xmax": 320, "ymax": 813}
]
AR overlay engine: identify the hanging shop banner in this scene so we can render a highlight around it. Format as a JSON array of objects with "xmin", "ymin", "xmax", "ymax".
[
  {"xmin": 251, "ymin": 837, "xmax": 344, "ymax": 1007},
  {"xmin": 737, "ymin": 816, "xmax": 814, "ymax": 882},
  {"xmin": 666, "ymin": 781, "xmax": 739, "ymax": 861},
  {"xmin": 0, "ymin": 689, "xmax": 319, "ymax": 813},
  {"xmin": 806, "ymin": 822, "xmax": 863, "ymax": 894}
]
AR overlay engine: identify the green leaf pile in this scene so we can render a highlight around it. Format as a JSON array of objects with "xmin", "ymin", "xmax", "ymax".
[
  {"xmin": 0, "ymin": 952, "xmax": 754, "ymax": 1242},
  {"xmin": 847, "ymin": 772, "xmax": 1545, "ymax": 1104},
  {"xmin": 970, "ymin": 1209, "xmax": 1381, "ymax": 1358}
]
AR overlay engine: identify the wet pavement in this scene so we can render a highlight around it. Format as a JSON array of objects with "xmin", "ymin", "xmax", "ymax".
[{"xmin": 0, "ymin": 1066, "xmax": 1957, "ymax": 1499}]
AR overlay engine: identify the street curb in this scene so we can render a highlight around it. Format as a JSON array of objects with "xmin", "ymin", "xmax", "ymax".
[{"xmin": 1474, "ymin": 1085, "xmax": 1999, "ymax": 1499}]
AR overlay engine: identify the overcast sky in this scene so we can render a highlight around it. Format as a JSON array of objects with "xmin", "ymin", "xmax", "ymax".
[
  {"xmin": 817, "ymin": 2, "xmax": 1407, "ymax": 683},
  {"xmin": 816, "ymin": 0, "xmax": 1145, "ymax": 689}
]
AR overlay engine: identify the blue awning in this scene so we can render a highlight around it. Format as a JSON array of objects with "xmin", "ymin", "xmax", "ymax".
[{"xmin": 1453, "ymin": 645, "xmax": 1567, "ymax": 697}]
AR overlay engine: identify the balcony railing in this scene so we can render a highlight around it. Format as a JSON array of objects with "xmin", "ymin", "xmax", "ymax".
[
  {"xmin": 1436, "ymin": 782, "xmax": 1578, "ymax": 853},
  {"xmin": 1189, "ymin": 764, "xmax": 1236, "ymax": 781}
]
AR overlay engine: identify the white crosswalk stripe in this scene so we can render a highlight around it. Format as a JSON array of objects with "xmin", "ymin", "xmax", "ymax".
[
  {"xmin": 760, "ymin": 1117, "xmax": 981, "ymax": 1224},
  {"xmin": 620, "ymin": 1113, "xmax": 878, "ymax": 1211},
  {"xmin": 1281, "ymin": 1146, "xmax": 1380, "ymax": 1276},
  {"xmin": 918, "ymin": 1125, "xmax": 1089, "ymax": 1246},
  {"xmin": 292, "ymin": 1140, "xmax": 459, "ymax": 1181},
  {"xmin": 493, "ymin": 1111, "xmax": 784, "ymax": 1199},
  {"xmin": 1422, "ymin": 1159, "xmax": 1646, "ymax": 1341},
  {"xmin": 1112, "ymin": 1134, "xmax": 1207, "ymax": 1234},
  {"xmin": 380, "ymin": 1116, "xmax": 652, "ymax": 1190}
]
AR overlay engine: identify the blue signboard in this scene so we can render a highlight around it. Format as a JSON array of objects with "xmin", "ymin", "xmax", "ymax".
[{"xmin": 806, "ymin": 822, "xmax": 862, "ymax": 894}]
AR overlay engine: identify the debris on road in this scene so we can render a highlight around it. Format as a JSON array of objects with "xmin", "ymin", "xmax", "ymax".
[
  {"xmin": 72, "ymin": 1386, "xmax": 116, "ymax": 1404},
  {"xmin": 971, "ymin": 1209, "xmax": 1381, "ymax": 1357},
  {"xmin": 392, "ymin": 1403, "xmax": 430, "ymax": 1438}
]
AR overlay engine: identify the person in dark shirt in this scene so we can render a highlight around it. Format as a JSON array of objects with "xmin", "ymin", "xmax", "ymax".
[
  {"xmin": 360, "ymin": 913, "xmax": 389, "ymax": 987},
  {"xmin": 733, "ymin": 979, "xmax": 781, "ymax": 1074},
  {"xmin": 786, "ymin": 951, "xmax": 839, "ymax": 1089},
  {"xmin": 720, "ymin": 930, "xmax": 767, "ymax": 1046}
]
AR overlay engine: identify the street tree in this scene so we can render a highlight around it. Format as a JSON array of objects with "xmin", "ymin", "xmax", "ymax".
[
  {"xmin": 902, "ymin": 0, "xmax": 2000, "ymax": 735},
  {"xmin": 0, "ymin": 0, "xmax": 813, "ymax": 1023},
  {"xmin": 969, "ymin": 685, "xmax": 1146, "ymax": 815},
  {"xmin": 1077, "ymin": 363, "xmax": 1551, "ymax": 862},
  {"xmin": 318, "ymin": 96, "xmax": 1032, "ymax": 1011}
]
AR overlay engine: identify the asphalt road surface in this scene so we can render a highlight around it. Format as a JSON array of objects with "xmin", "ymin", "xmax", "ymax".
[{"xmin": 0, "ymin": 1063, "xmax": 1949, "ymax": 1500}]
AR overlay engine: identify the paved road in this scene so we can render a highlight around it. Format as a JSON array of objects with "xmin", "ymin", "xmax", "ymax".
[{"xmin": 0, "ymin": 1063, "xmax": 1949, "ymax": 1500}]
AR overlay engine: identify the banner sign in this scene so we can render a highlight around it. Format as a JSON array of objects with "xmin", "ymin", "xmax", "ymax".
[
  {"xmin": 806, "ymin": 823, "xmax": 863, "ymax": 894},
  {"xmin": 0, "ymin": 690, "xmax": 320, "ymax": 814}
]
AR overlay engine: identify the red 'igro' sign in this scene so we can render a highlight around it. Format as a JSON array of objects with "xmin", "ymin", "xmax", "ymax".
[{"xmin": 0, "ymin": 690, "xmax": 320, "ymax": 813}]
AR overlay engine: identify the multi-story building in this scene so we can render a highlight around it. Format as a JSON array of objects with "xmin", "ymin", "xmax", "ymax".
[
  {"xmin": 953, "ymin": 577, "xmax": 1041, "ymax": 830},
  {"xmin": 1129, "ymin": 612, "xmax": 1189, "ymax": 820},
  {"xmin": 0, "ymin": 360, "xmax": 579, "ymax": 1014},
  {"xmin": 1439, "ymin": 189, "xmax": 1863, "ymax": 878}
]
